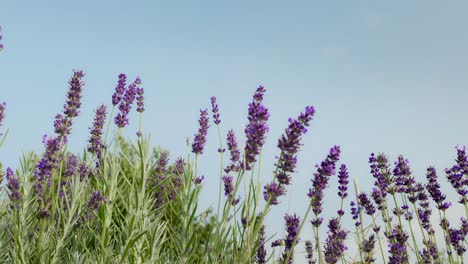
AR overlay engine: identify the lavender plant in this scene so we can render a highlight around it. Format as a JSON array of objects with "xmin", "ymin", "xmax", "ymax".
[{"xmin": 0, "ymin": 67, "xmax": 467, "ymax": 264}]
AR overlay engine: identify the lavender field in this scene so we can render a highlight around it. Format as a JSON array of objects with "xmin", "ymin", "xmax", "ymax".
[{"xmin": 1, "ymin": 2, "xmax": 468, "ymax": 264}]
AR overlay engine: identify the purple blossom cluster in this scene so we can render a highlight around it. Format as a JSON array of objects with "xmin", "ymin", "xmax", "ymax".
[
  {"xmin": 34, "ymin": 135, "xmax": 62, "ymax": 204},
  {"xmin": 263, "ymin": 107, "xmax": 316, "ymax": 205},
  {"xmin": 0, "ymin": 26, "xmax": 3, "ymax": 50},
  {"xmin": 276, "ymin": 106, "xmax": 315, "ymax": 185},
  {"xmin": 6, "ymin": 168, "xmax": 21, "ymax": 209},
  {"xmin": 369, "ymin": 153, "xmax": 393, "ymax": 196},
  {"xmin": 393, "ymin": 155, "xmax": 415, "ymax": 194},
  {"xmin": 85, "ymin": 191, "xmax": 106, "ymax": 220},
  {"xmin": 361, "ymin": 234, "xmax": 376, "ymax": 263},
  {"xmin": 210, "ymin": 96, "xmax": 221, "ymax": 125},
  {"xmin": 58, "ymin": 154, "xmax": 78, "ymax": 199},
  {"xmin": 136, "ymin": 78, "xmax": 144, "ymax": 113},
  {"xmin": 225, "ymin": 130, "xmax": 240, "ymax": 174},
  {"xmin": 149, "ymin": 151, "xmax": 169, "ymax": 208},
  {"xmin": 87, "ymin": 105, "xmax": 107, "ymax": 160},
  {"xmin": 243, "ymin": 86, "xmax": 269, "ymax": 170},
  {"xmin": 112, "ymin": 73, "xmax": 127, "ymax": 106},
  {"xmin": 350, "ymin": 201, "xmax": 361, "ymax": 227},
  {"xmin": 387, "ymin": 225, "xmax": 409, "ymax": 264},
  {"xmin": 222, "ymin": 175, "xmax": 239, "ymax": 205},
  {"xmin": 54, "ymin": 70, "xmax": 85, "ymax": 141},
  {"xmin": 308, "ymin": 145, "xmax": 341, "ymax": 227},
  {"xmin": 337, "ymin": 164, "xmax": 349, "ymax": 199},
  {"xmin": 358, "ymin": 192, "xmax": 376, "ymax": 216},
  {"xmin": 323, "ymin": 217, "xmax": 348, "ymax": 264},
  {"xmin": 115, "ymin": 78, "xmax": 138, "ymax": 128},
  {"xmin": 255, "ymin": 225, "xmax": 267, "ymax": 264},
  {"xmin": 426, "ymin": 166, "xmax": 451, "ymax": 210},
  {"xmin": 445, "ymin": 146, "xmax": 468, "ymax": 204},
  {"xmin": 191, "ymin": 109, "xmax": 209, "ymax": 154},
  {"xmin": 282, "ymin": 213, "xmax": 301, "ymax": 264},
  {"xmin": 305, "ymin": 240, "xmax": 316, "ymax": 264},
  {"xmin": 0, "ymin": 102, "xmax": 6, "ymax": 134}
]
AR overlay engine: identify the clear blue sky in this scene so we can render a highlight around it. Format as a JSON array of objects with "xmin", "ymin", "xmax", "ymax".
[{"xmin": 1, "ymin": 1, "xmax": 468, "ymax": 261}]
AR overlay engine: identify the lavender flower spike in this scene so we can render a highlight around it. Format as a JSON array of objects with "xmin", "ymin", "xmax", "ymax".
[
  {"xmin": 54, "ymin": 70, "xmax": 85, "ymax": 140},
  {"xmin": 0, "ymin": 26, "xmax": 4, "ymax": 50},
  {"xmin": 276, "ymin": 106, "xmax": 315, "ymax": 185},
  {"xmin": 85, "ymin": 191, "xmax": 106, "ymax": 220},
  {"xmin": 224, "ymin": 129, "xmax": 240, "ymax": 173},
  {"xmin": 34, "ymin": 135, "xmax": 62, "ymax": 201},
  {"xmin": 0, "ymin": 102, "xmax": 6, "ymax": 134},
  {"xmin": 64, "ymin": 70, "xmax": 85, "ymax": 118},
  {"xmin": 191, "ymin": 109, "xmax": 209, "ymax": 154},
  {"xmin": 282, "ymin": 213, "xmax": 301, "ymax": 263},
  {"xmin": 211, "ymin": 96, "xmax": 221, "ymax": 125},
  {"xmin": 6, "ymin": 168, "xmax": 21, "ymax": 209},
  {"xmin": 255, "ymin": 225, "xmax": 267, "ymax": 264},
  {"xmin": 426, "ymin": 166, "xmax": 451, "ymax": 210},
  {"xmin": 115, "ymin": 77, "xmax": 138, "ymax": 128},
  {"xmin": 243, "ymin": 86, "xmax": 269, "ymax": 170},
  {"xmin": 136, "ymin": 77, "xmax": 144, "ymax": 113},
  {"xmin": 87, "ymin": 105, "xmax": 107, "ymax": 159},
  {"xmin": 308, "ymin": 145, "xmax": 341, "ymax": 227},
  {"xmin": 323, "ymin": 217, "xmax": 348, "ymax": 264},
  {"xmin": 112, "ymin": 73, "xmax": 127, "ymax": 106}
]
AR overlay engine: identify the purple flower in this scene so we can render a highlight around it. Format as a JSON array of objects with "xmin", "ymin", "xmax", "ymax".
[
  {"xmin": 112, "ymin": 73, "xmax": 127, "ymax": 106},
  {"xmin": 386, "ymin": 225, "xmax": 409, "ymax": 264},
  {"xmin": 63, "ymin": 70, "xmax": 85, "ymax": 119},
  {"xmin": 282, "ymin": 213, "xmax": 301, "ymax": 263},
  {"xmin": 87, "ymin": 105, "xmax": 107, "ymax": 160},
  {"xmin": 305, "ymin": 240, "xmax": 316, "ymax": 264},
  {"xmin": 210, "ymin": 96, "xmax": 221, "ymax": 125},
  {"xmin": 136, "ymin": 77, "xmax": 144, "ymax": 113},
  {"xmin": 308, "ymin": 145, "xmax": 341, "ymax": 227},
  {"xmin": 194, "ymin": 175, "xmax": 204, "ymax": 184},
  {"xmin": 393, "ymin": 155, "xmax": 415, "ymax": 194},
  {"xmin": 78, "ymin": 161, "xmax": 92, "ymax": 181},
  {"xmin": 54, "ymin": 114, "xmax": 72, "ymax": 137},
  {"xmin": 445, "ymin": 146, "xmax": 468, "ymax": 204},
  {"xmin": 360, "ymin": 235, "xmax": 376, "ymax": 263},
  {"xmin": 420, "ymin": 239, "xmax": 440, "ymax": 263},
  {"xmin": 337, "ymin": 164, "xmax": 349, "ymax": 199},
  {"xmin": 276, "ymin": 106, "xmax": 315, "ymax": 185},
  {"xmin": 448, "ymin": 227, "xmax": 466, "ymax": 256},
  {"xmin": 416, "ymin": 186, "xmax": 434, "ymax": 234},
  {"xmin": 58, "ymin": 154, "xmax": 78, "ymax": 199},
  {"xmin": 85, "ymin": 191, "xmax": 106, "ymax": 220},
  {"xmin": 256, "ymin": 225, "xmax": 267, "ymax": 264},
  {"xmin": 224, "ymin": 129, "xmax": 240, "ymax": 173},
  {"xmin": 191, "ymin": 109, "xmax": 210, "ymax": 154},
  {"xmin": 0, "ymin": 102, "xmax": 6, "ymax": 134},
  {"xmin": 0, "ymin": 26, "xmax": 4, "ymax": 50},
  {"xmin": 222, "ymin": 175, "xmax": 240, "ymax": 205},
  {"xmin": 371, "ymin": 188, "xmax": 386, "ymax": 211},
  {"xmin": 426, "ymin": 166, "xmax": 451, "ymax": 210},
  {"xmin": 323, "ymin": 217, "xmax": 348, "ymax": 264},
  {"xmin": 54, "ymin": 70, "xmax": 85, "ymax": 141},
  {"xmin": 358, "ymin": 192, "xmax": 376, "ymax": 216},
  {"xmin": 172, "ymin": 157, "xmax": 185, "ymax": 175},
  {"xmin": 6, "ymin": 168, "xmax": 21, "ymax": 209},
  {"xmin": 369, "ymin": 153, "xmax": 393, "ymax": 195},
  {"xmin": 263, "ymin": 182, "xmax": 285, "ymax": 205},
  {"xmin": 115, "ymin": 78, "xmax": 138, "ymax": 128},
  {"xmin": 34, "ymin": 135, "xmax": 62, "ymax": 203},
  {"xmin": 148, "ymin": 152, "xmax": 169, "ymax": 209},
  {"xmin": 243, "ymin": 86, "xmax": 269, "ymax": 170},
  {"xmin": 350, "ymin": 201, "xmax": 361, "ymax": 227}
]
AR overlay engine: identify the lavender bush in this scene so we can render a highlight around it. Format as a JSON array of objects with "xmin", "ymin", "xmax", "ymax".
[{"xmin": 0, "ymin": 53, "xmax": 467, "ymax": 263}]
